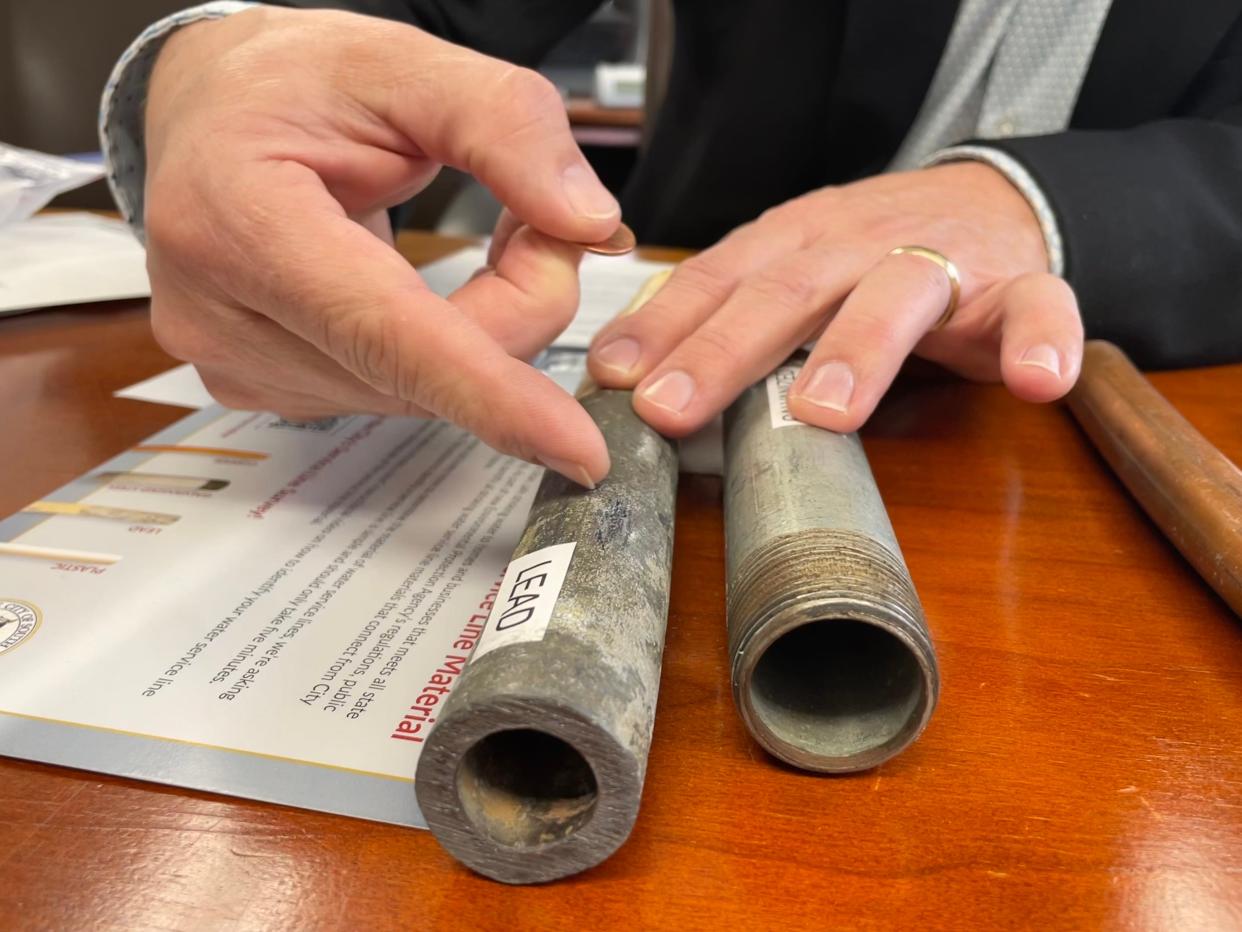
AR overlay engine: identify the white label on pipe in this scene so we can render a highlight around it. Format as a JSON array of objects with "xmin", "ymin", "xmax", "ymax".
[
  {"xmin": 766, "ymin": 363, "xmax": 803, "ymax": 429},
  {"xmin": 471, "ymin": 542, "xmax": 577, "ymax": 661}
]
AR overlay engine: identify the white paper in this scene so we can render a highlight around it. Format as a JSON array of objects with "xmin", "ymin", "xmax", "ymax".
[
  {"xmin": 414, "ymin": 245, "xmax": 676, "ymax": 349},
  {"xmin": 0, "ymin": 404, "xmax": 588, "ymax": 826},
  {"xmin": 0, "ymin": 212, "xmax": 149, "ymax": 315},
  {"xmin": 114, "ymin": 364, "xmax": 215, "ymax": 409},
  {"xmin": 0, "ymin": 145, "xmax": 105, "ymax": 228},
  {"xmin": 0, "ymin": 359, "xmax": 595, "ymax": 829},
  {"xmin": 567, "ymin": 252, "xmax": 679, "ymax": 348}
]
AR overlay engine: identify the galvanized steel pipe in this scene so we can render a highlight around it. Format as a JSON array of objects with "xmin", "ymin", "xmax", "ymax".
[
  {"xmin": 415, "ymin": 387, "xmax": 678, "ymax": 883},
  {"xmin": 723, "ymin": 360, "xmax": 939, "ymax": 772}
]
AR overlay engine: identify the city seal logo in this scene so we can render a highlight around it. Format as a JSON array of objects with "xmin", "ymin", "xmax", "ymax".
[{"xmin": 0, "ymin": 599, "xmax": 41, "ymax": 656}]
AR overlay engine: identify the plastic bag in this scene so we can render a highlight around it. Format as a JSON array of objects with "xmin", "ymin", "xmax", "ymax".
[{"xmin": 0, "ymin": 143, "xmax": 106, "ymax": 229}]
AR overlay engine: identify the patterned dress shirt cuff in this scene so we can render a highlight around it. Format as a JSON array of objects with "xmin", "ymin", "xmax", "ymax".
[
  {"xmin": 98, "ymin": 2, "xmax": 256, "ymax": 242},
  {"xmin": 922, "ymin": 144, "xmax": 1066, "ymax": 278}
]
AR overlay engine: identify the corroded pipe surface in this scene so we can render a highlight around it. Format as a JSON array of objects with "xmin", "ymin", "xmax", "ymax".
[
  {"xmin": 723, "ymin": 360, "xmax": 939, "ymax": 772},
  {"xmin": 1067, "ymin": 340, "xmax": 1242, "ymax": 617},
  {"xmin": 415, "ymin": 388, "xmax": 678, "ymax": 883}
]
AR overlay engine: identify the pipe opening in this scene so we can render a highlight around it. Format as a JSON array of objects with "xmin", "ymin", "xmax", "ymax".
[
  {"xmin": 456, "ymin": 729, "xmax": 598, "ymax": 848},
  {"xmin": 748, "ymin": 619, "xmax": 926, "ymax": 764}
]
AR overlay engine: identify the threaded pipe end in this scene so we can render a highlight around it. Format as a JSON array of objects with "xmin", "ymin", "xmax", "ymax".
[{"xmin": 728, "ymin": 529, "xmax": 939, "ymax": 772}]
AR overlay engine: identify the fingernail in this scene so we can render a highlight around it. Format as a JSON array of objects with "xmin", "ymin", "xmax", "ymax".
[
  {"xmin": 1019, "ymin": 344, "xmax": 1061, "ymax": 377},
  {"xmin": 796, "ymin": 361, "xmax": 855, "ymax": 413},
  {"xmin": 640, "ymin": 370, "xmax": 696, "ymax": 415},
  {"xmin": 593, "ymin": 337, "xmax": 642, "ymax": 374},
  {"xmin": 561, "ymin": 163, "xmax": 620, "ymax": 220},
  {"xmin": 539, "ymin": 456, "xmax": 596, "ymax": 490}
]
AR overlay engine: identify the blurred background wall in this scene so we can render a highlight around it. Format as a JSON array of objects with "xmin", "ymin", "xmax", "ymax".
[
  {"xmin": 1, "ymin": 0, "xmax": 190, "ymax": 207},
  {"xmin": 0, "ymin": 0, "xmax": 663, "ymax": 228}
]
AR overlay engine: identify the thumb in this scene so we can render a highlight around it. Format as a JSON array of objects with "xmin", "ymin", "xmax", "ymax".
[{"xmin": 355, "ymin": 24, "xmax": 621, "ymax": 244}]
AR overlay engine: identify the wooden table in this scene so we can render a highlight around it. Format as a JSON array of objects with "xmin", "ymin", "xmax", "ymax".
[
  {"xmin": 566, "ymin": 97, "xmax": 643, "ymax": 148},
  {"xmin": 2, "ymin": 231, "xmax": 1240, "ymax": 930}
]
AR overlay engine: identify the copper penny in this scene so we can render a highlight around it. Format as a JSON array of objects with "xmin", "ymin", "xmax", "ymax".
[{"xmin": 581, "ymin": 222, "xmax": 637, "ymax": 256}]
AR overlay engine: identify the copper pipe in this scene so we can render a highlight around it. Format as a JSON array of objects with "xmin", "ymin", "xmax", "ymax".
[{"xmin": 1067, "ymin": 340, "xmax": 1242, "ymax": 616}]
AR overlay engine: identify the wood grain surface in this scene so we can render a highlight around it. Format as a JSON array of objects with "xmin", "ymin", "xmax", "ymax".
[
  {"xmin": 566, "ymin": 97, "xmax": 644, "ymax": 128},
  {"xmin": 1, "ymin": 231, "xmax": 1240, "ymax": 931}
]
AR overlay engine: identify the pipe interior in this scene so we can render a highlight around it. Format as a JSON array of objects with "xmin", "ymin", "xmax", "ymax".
[
  {"xmin": 456, "ymin": 728, "xmax": 598, "ymax": 848},
  {"xmin": 748, "ymin": 619, "xmax": 925, "ymax": 763}
]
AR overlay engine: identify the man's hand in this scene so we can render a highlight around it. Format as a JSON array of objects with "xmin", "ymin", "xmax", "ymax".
[
  {"xmin": 587, "ymin": 162, "xmax": 1083, "ymax": 435},
  {"xmin": 144, "ymin": 7, "xmax": 622, "ymax": 486}
]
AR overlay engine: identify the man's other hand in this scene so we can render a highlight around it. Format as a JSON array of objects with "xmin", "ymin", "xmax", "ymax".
[{"xmin": 588, "ymin": 162, "xmax": 1083, "ymax": 435}]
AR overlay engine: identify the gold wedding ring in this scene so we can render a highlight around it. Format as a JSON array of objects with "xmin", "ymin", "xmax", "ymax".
[{"xmin": 888, "ymin": 245, "xmax": 961, "ymax": 329}]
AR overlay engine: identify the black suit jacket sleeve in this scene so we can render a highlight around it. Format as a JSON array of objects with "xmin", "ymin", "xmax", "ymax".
[
  {"xmin": 985, "ymin": 114, "xmax": 1242, "ymax": 370},
  {"xmin": 271, "ymin": 0, "xmax": 600, "ymax": 66},
  {"xmin": 969, "ymin": 9, "xmax": 1242, "ymax": 371}
]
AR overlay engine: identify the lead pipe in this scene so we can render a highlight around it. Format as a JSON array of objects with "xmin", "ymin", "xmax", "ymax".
[
  {"xmin": 415, "ymin": 387, "xmax": 678, "ymax": 883},
  {"xmin": 723, "ymin": 359, "xmax": 939, "ymax": 772}
]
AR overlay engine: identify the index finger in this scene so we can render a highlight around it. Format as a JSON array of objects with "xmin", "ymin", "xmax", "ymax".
[{"xmin": 587, "ymin": 218, "xmax": 808, "ymax": 387}]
